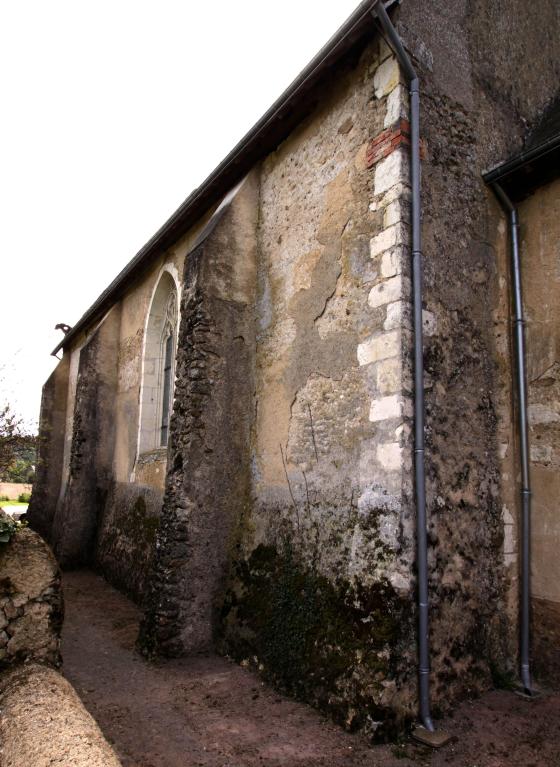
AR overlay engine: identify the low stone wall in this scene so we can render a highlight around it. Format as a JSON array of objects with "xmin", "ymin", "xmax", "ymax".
[
  {"xmin": 0, "ymin": 483, "xmax": 32, "ymax": 501},
  {"xmin": 0, "ymin": 664, "xmax": 122, "ymax": 767},
  {"xmin": 0, "ymin": 528, "xmax": 62, "ymax": 668}
]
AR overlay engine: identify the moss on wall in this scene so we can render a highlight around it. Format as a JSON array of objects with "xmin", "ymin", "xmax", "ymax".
[
  {"xmin": 95, "ymin": 483, "xmax": 162, "ymax": 604},
  {"xmin": 219, "ymin": 538, "xmax": 412, "ymax": 737}
]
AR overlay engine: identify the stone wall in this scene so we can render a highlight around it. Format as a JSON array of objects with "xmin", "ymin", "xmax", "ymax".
[
  {"xmin": 139, "ymin": 40, "xmax": 424, "ymax": 736},
  {"xmin": 0, "ymin": 528, "xmax": 62, "ymax": 669},
  {"xmin": 0, "ymin": 483, "xmax": 33, "ymax": 501},
  {"xmin": 28, "ymin": 354, "xmax": 70, "ymax": 542},
  {"xmin": 0, "ymin": 664, "xmax": 122, "ymax": 767},
  {"xmin": 219, "ymin": 42, "xmax": 419, "ymax": 736},
  {"xmin": 95, "ymin": 482, "xmax": 162, "ymax": 603},
  {"xmin": 492, "ymin": 176, "xmax": 560, "ymax": 686},
  {"xmin": 396, "ymin": 0, "xmax": 560, "ymax": 699},
  {"xmin": 51, "ymin": 307, "xmax": 120, "ymax": 568},
  {"xmin": 140, "ymin": 176, "xmax": 259, "ymax": 655}
]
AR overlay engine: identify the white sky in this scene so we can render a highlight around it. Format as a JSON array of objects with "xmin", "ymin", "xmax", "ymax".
[{"xmin": 1, "ymin": 1, "xmax": 363, "ymax": 429}]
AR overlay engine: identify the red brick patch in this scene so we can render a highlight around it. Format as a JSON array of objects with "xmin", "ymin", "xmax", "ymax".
[{"xmin": 366, "ymin": 119, "xmax": 426, "ymax": 168}]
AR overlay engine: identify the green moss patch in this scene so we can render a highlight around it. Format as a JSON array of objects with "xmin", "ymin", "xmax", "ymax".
[
  {"xmin": 96, "ymin": 488, "xmax": 162, "ymax": 605},
  {"xmin": 219, "ymin": 541, "xmax": 409, "ymax": 735}
]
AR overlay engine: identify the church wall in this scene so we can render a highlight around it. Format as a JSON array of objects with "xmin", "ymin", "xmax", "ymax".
[
  {"xmin": 140, "ymin": 41, "xmax": 421, "ymax": 737},
  {"xmin": 397, "ymin": 0, "xmax": 560, "ymax": 702},
  {"xmin": 30, "ymin": 0, "xmax": 560, "ymax": 737},
  {"xmin": 94, "ymin": 245, "xmax": 191, "ymax": 602},
  {"xmin": 222, "ymin": 44, "xmax": 419, "ymax": 735},
  {"xmin": 50, "ymin": 306, "xmax": 121, "ymax": 568},
  {"xmin": 27, "ymin": 354, "xmax": 70, "ymax": 542},
  {"xmin": 492, "ymin": 178, "xmax": 560, "ymax": 686}
]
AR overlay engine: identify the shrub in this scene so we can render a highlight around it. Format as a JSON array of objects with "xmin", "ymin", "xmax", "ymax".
[
  {"xmin": 0, "ymin": 514, "xmax": 22, "ymax": 544},
  {"xmin": 17, "ymin": 492, "xmax": 31, "ymax": 503}
]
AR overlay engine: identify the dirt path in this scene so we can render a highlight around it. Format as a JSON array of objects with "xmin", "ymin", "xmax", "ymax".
[{"xmin": 62, "ymin": 570, "xmax": 560, "ymax": 767}]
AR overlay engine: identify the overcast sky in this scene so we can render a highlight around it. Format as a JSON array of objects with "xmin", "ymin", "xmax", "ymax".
[{"xmin": 1, "ymin": 0, "xmax": 363, "ymax": 429}]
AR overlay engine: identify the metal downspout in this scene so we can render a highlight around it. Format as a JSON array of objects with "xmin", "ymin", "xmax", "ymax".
[
  {"xmin": 373, "ymin": 1, "xmax": 434, "ymax": 733},
  {"xmin": 492, "ymin": 183, "xmax": 533, "ymax": 695}
]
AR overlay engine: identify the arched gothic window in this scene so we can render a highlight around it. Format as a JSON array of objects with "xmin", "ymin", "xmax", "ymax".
[{"xmin": 138, "ymin": 271, "xmax": 178, "ymax": 454}]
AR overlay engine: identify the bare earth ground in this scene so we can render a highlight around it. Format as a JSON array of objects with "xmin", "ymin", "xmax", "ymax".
[{"xmin": 61, "ymin": 571, "xmax": 560, "ymax": 767}]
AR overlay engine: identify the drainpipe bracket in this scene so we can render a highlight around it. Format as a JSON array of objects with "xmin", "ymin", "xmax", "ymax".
[{"xmin": 412, "ymin": 725, "xmax": 454, "ymax": 748}]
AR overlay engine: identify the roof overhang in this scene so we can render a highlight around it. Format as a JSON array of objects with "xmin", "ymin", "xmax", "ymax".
[
  {"xmin": 483, "ymin": 120, "xmax": 560, "ymax": 201},
  {"xmin": 52, "ymin": 0, "xmax": 400, "ymax": 356}
]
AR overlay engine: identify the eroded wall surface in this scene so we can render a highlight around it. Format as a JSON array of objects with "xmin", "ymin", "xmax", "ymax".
[
  {"xmin": 139, "ymin": 41, "xmax": 423, "ymax": 737},
  {"xmin": 396, "ymin": 0, "xmax": 560, "ymax": 700},
  {"xmin": 519, "ymin": 180, "xmax": 560, "ymax": 609},
  {"xmin": 51, "ymin": 308, "xmax": 120, "ymax": 568},
  {"xmin": 28, "ymin": 355, "xmax": 70, "ymax": 541},
  {"xmin": 31, "ymin": 0, "xmax": 560, "ymax": 734},
  {"xmin": 140, "ymin": 175, "xmax": 260, "ymax": 655},
  {"xmin": 222, "ymin": 44, "xmax": 418, "ymax": 735}
]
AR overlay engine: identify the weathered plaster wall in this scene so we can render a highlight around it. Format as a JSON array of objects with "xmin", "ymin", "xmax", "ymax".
[
  {"xmin": 396, "ymin": 0, "xmax": 560, "ymax": 699},
  {"xmin": 217, "ymin": 42, "xmax": 419, "ymax": 736},
  {"xmin": 138, "ymin": 40, "xmax": 423, "ymax": 736},
  {"xmin": 494, "ymin": 178, "xmax": 560, "ymax": 684},
  {"xmin": 51, "ymin": 307, "xmax": 121, "ymax": 568},
  {"xmin": 27, "ymin": 354, "xmax": 70, "ymax": 541},
  {"xmin": 140, "ymin": 175, "xmax": 260, "ymax": 656},
  {"xmin": 94, "ymin": 229, "xmax": 208, "ymax": 601},
  {"xmin": 519, "ymin": 179, "xmax": 560, "ymax": 606}
]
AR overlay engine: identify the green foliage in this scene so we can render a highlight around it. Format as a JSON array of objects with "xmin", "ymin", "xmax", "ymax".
[
  {"xmin": 0, "ymin": 515, "xmax": 24, "ymax": 544},
  {"xmin": 17, "ymin": 493, "xmax": 31, "ymax": 503},
  {"xmin": 6, "ymin": 454, "xmax": 36, "ymax": 484},
  {"xmin": 0, "ymin": 403, "xmax": 36, "ymax": 482}
]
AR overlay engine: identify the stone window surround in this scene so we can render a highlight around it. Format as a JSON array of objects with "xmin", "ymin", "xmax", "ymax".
[{"xmin": 133, "ymin": 264, "xmax": 181, "ymax": 476}]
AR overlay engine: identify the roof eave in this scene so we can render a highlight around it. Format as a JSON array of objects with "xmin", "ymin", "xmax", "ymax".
[
  {"xmin": 483, "ymin": 133, "xmax": 560, "ymax": 186},
  {"xmin": 52, "ymin": 0, "xmax": 399, "ymax": 357}
]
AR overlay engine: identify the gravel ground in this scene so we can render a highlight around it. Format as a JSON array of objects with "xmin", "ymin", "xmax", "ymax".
[{"xmin": 61, "ymin": 570, "xmax": 560, "ymax": 767}]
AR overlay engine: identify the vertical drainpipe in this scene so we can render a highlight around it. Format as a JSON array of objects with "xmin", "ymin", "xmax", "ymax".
[
  {"xmin": 492, "ymin": 183, "xmax": 533, "ymax": 695},
  {"xmin": 372, "ymin": 1, "xmax": 435, "ymax": 734}
]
